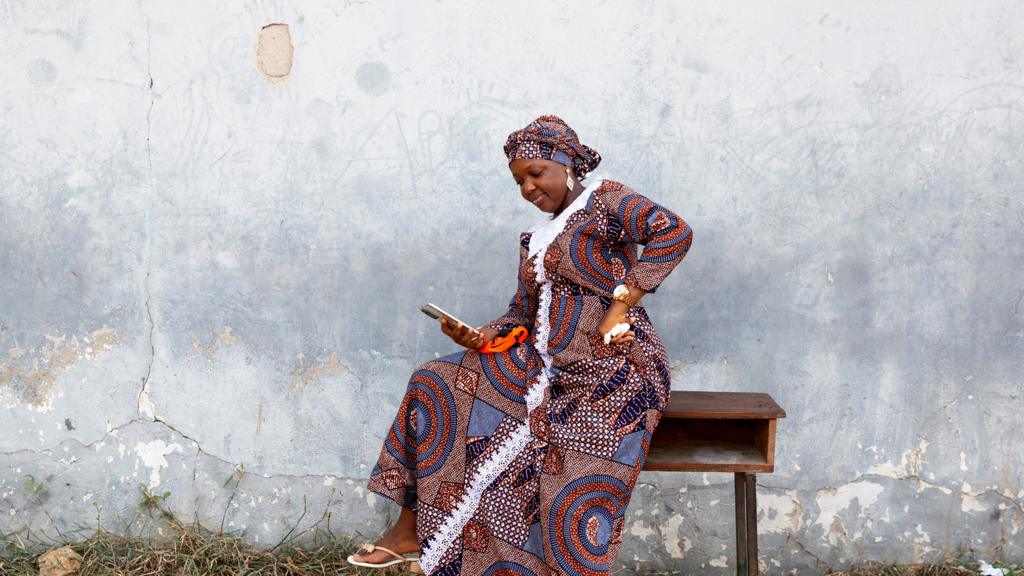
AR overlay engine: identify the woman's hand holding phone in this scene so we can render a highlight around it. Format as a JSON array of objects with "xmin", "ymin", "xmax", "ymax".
[{"xmin": 440, "ymin": 319, "xmax": 499, "ymax": 350}]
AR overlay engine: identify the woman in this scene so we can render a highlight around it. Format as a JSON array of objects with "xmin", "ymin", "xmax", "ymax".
[{"xmin": 349, "ymin": 115, "xmax": 693, "ymax": 575}]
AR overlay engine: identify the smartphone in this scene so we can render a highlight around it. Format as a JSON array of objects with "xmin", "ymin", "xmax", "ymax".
[{"xmin": 421, "ymin": 303, "xmax": 475, "ymax": 331}]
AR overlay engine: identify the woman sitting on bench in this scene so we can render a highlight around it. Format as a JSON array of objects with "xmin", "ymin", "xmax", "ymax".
[{"xmin": 348, "ymin": 114, "xmax": 694, "ymax": 576}]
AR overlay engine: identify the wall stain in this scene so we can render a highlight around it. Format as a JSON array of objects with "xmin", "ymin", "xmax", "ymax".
[
  {"xmin": 189, "ymin": 327, "xmax": 247, "ymax": 359},
  {"xmin": 0, "ymin": 327, "xmax": 121, "ymax": 408},
  {"xmin": 215, "ymin": 326, "xmax": 243, "ymax": 348},
  {"xmin": 289, "ymin": 352, "xmax": 350, "ymax": 394}
]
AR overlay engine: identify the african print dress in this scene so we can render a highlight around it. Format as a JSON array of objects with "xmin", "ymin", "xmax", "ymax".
[{"xmin": 368, "ymin": 177, "xmax": 694, "ymax": 576}]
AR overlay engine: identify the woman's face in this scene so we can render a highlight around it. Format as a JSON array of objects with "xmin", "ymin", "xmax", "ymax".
[{"xmin": 509, "ymin": 158, "xmax": 572, "ymax": 214}]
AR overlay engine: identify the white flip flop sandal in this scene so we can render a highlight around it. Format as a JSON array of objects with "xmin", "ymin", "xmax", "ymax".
[{"xmin": 346, "ymin": 543, "xmax": 422, "ymax": 572}]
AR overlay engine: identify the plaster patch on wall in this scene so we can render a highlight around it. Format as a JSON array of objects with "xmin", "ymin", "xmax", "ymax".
[
  {"xmin": 826, "ymin": 516, "xmax": 853, "ymax": 547},
  {"xmin": 1011, "ymin": 509, "xmax": 1024, "ymax": 536},
  {"xmin": 629, "ymin": 518, "xmax": 656, "ymax": 540},
  {"xmin": 138, "ymin": 384, "xmax": 156, "ymax": 418},
  {"xmin": 0, "ymin": 327, "xmax": 122, "ymax": 408},
  {"xmin": 758, "ymin": 490, "xmax": 804, "ymax": 534},
  {"xmin": 134, "ymin": 439, "xmax": 182, "ymax": 489},
  {"xmin": 913, "ymin": 524, "xmax": 936, "ymax": 562},
  {"xmin": 814, "ymin": 481, "xmax": 884, "ymax": 533},
  {"xmin": 915, "ymin": 479, "xmax": 953, "ymax": 495},
  {"xmin": 289, "ymin": 351, "xmax": 350, "ymax": 394},
  {"xmin": 960, "ymin": 482, "xmax": 987, "ymax": 513},
  {"xmin": 256, "ymin": 23, "xmax": 293, "ymax": 85},
  {"xmin": 866, "ymin": 438, "xmax": 928, "ymax": 479},
  {"xmin": 866, "ymin": 439, "xmax": 957, "ymax": 495},
  {"xmin": 662, "ymin": 514, "xmax": 690, "ymax": 558}
]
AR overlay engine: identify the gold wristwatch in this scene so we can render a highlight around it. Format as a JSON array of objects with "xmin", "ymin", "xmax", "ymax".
[{"xmin": 612, "ymin": 284, "xmax": 641, "ymax": 308}]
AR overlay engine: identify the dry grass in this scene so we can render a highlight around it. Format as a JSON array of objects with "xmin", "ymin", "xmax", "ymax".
[
  {"xmin": 834, "ymin": 562, "xmax": 1021, "ymax": 575},
  {"xmin": 828, "ymin": 562, "xmax": 988, "ymax": 575},
  {"xmin": 0, "ymin": 484, "xmax": 407, "ymax": 576},
  {"xmin": 0, "ymin": 488, "xmax": 1019, "ymax": 575},
  {"xmin": 0, "ymin": 516, "xmax": 405, "ymax": 576},
  {"xmin": 3, "ymin": 529, "xmax": 1019, "ymax": 576}
]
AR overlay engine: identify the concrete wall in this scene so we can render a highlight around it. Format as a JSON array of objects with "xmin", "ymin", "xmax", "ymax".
[{"xmin": 2, "ymin": 1, "xmax": 1022, "ymax": 573}]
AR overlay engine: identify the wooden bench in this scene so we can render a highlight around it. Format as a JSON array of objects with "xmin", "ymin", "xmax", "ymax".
[{"xmin": 643, "ymin": 391, "xmax": 787, "ymax": 576}]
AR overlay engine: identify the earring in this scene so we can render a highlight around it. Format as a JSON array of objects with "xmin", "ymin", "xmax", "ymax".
[{"xmin": 565, "ymin": 167, "xmax": 573, "ymax": 192}]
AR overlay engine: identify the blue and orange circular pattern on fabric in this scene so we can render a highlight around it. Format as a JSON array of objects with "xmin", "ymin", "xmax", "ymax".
[
  {"xmin": 548, "ymin": 474, "xmax": 628, "ymax": 575},
  {"xmin": 385, "ymin": 368, "xmax": 457, "ymax": 478}
]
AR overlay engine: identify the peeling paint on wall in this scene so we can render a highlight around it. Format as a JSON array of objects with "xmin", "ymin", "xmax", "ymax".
[
  {"xmin": 960, "ymin": 482, "xmax": 988, "ymax": 513},
  {"xmin": 628, "ymin": 517, "xmax": 656, "ymax": 540},
  {"xmin": 865, "ymin": 439, "xmax": 956, "ymax": 495},
  {"xmin": 758, "ymin": 490, "xmax": 804, "ymax": 534},
  {"xmin": 0, "ymin": 327, "xmax": 121, "ymax": 409},
  {"xmin": 661, "ymin": 514, "xmax": 691, "ymax": 558},
  {"xmin": 134, "ymin": 439, "xmax": 182, "ymax": 489},
  {"xmin": 138, "ymin": 381, "xmax": 157, "ymax": 418},
  {"xmin": 866, "ymin": 438, "xmax": 928, "ymax": 479},
  {"xmin": 814, "ymin": 481, "xmax": 885, "ymax": 543}
]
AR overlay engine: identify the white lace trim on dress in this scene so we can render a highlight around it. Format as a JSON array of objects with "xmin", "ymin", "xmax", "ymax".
[{"xmin": 419, "ymin": 177, "xmax": 607, "ymax": 574}]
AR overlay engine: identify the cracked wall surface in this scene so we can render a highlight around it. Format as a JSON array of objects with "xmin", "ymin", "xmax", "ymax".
[{"xmin": 1, "ymin": 1, "xmax": 1023, "ymax": 573}]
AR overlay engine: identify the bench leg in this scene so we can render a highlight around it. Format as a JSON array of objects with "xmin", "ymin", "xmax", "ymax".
[
  {"xmin": 745, "ymin": 473, "xmax": 758, "ymax": 575},
  {"xmin": 734, "ymin": 472, "xmax": 758, "ymax": 576}
]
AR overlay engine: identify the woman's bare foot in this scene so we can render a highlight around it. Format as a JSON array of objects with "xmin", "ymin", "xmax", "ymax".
[{"xmin": 351, "ymin": 507, "xmax": 419, "ymax": 564}]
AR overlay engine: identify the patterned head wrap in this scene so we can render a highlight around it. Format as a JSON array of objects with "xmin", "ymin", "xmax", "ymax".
[{"xmin": 503, "ymin": 114, "xmax": 602, "ymax": 179}]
